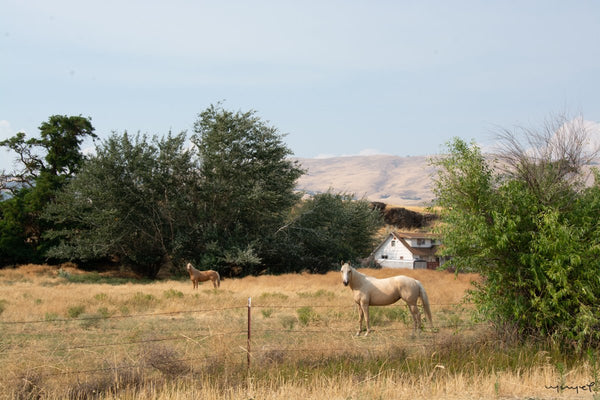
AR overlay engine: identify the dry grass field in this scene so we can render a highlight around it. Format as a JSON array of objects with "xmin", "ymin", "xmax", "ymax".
[{"xmin": 0, "ymin": 264, "xmax": 598, "ymax": 399}]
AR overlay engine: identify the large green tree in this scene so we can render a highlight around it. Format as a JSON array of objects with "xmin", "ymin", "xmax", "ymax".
[
  {"xmin": 44, "ymin": 132, "xmax": 200, "ymax": 278},
  {"xmin": 432, "ymin": 117, "xmax": 600, "ymax": 348},
  {"xmin": 0, "ymin": 115, "xmax": 96, "ymax": 265},
  {"xmin": 191, "ymin": 104, "xmax": 304, "ymax": 275}
]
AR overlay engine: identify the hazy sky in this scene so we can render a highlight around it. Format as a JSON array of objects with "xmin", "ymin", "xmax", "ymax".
[{"xmin": 2, "ymin": 1, "xmax": 599, "ymax": 172}]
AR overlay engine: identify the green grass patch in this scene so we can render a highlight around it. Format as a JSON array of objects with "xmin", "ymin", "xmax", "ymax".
[
  {"xmin": 58, "ymin": 269, "xmax": 151, "ymax": 285},
  {"xmin": 97, "ymin": 307, "xmax": 112, "ymax": 318},
  {"xmin": 279, "ymin": 315, "xmax": 296, "ymax": 330},
  {"xmin": 44, "ymin": 312, "xmax": 59, "ymax": 321},
  {"xmin": 67, "ymin": 305, "xmax": 86, "ymax": 318},
  {"xmin": 369, "ymin": 306, "xmax": 409, "ymax": 326},
  {"xmin": 129, "ymin": 292, "xmax": 158, "ymax": 311},
  {"xmin": 94, "ymin": 293, "xmax": 109, "ymax": 301},
  {"xmin": 259, "ymin": 292, "xmax": 289, "ymax": 301},
  {"xmin": 163, "ymin": 289, "xmax": 184, "ymax": 299},
  {"xmin": 297, "ymin": 289, "xmax": 336, "ymax": 299},
  {"xmin": 296, "ymin": 306, "xmax": 319, "ymax": 326},
  {"xmin": 261, "ymin": 308, "xmax": 274, "ymax": 318}
]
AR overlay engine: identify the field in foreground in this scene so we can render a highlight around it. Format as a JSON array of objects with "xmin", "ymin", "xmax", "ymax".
[{"xmin": 0, "ymin": 264, "xmax": 598, "ymax": 399}]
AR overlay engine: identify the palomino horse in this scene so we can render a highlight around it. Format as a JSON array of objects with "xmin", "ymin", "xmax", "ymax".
[
  {"xmin": 341, "ymin": 262, "xmax": 433, "ymax": 336},
  {"xmin": 186, "ymin": 263, "xmax": 220, "ymax": 289}
]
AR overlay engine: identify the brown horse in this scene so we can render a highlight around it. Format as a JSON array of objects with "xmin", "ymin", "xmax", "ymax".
[
  {"xmin": 186, "ymin": 263, "xmax": 220, "ymax": 289},
  {"xmin": 341, "ymin": 262, "xmax": 433, "ymax": 336}
]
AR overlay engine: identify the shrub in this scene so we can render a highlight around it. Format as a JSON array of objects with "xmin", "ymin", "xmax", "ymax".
[
  {"xmin": 67, "ymin": 305, "xmax": 86, "ymax": 318},
  {"xmin": 261, "ymin": 308, "xmax": 274, "ymax": 318},
  {"xmin": 94, "ymin": 292, "xmax": 108, "ymax": 301},
  {"xmin": 143, "ymin": 344, "xmax": 190, "ymax": 376},
  {"xmin": 296, "ymin": 306, "xmax": 319, "ymax": 326},
  {"xmin": 280, "ymin": 315, "xmax": 296, "ymax": 330},
  {"xmin": 433, "ymin": 134, "xmax": 600, "ymax": 349}
]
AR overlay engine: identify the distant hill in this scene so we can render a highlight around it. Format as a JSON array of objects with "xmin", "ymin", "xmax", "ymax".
[{"xmin": 294, "ymin": 155, "xmax": 436, "ymax": 207}]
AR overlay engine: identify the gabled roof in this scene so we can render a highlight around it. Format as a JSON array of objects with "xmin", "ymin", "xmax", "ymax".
[
  {"xmin": 393, "ymin": 231, "xmax": 438, "ymax": 240},
  {"xmin": 371, "ymin": 231, "xmax": 439, "ymax": 258},
  {"xmin": 395, "ymin": 236, "xmax": 438, "ymax": 257}
]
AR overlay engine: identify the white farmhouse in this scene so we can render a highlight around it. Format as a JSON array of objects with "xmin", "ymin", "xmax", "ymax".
[{"xmin": 370, "ymin": 231, "xmax": 442, "ymax": 269}]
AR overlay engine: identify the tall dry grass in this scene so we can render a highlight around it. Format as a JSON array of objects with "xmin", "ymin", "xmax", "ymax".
[{"xmin": 0, "ymin": 264, "xmax": 597, "ymax": 399}]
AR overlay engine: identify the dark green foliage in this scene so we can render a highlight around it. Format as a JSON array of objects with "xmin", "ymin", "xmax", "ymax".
[
  {"xmin": 43, "ymin": 132, "xmax": 200, "ymax": 278},
  {"xmin": 0, "ymin": 115, "xmax": 96, "ymax": 265},
  {"xmin": 190, "ymin": 104, "xmax": 304, "ymax": 276},
  {"xmin": 265, "ymin": 192, "xmax": 383, "ymax": 273},
  {"xmin": 6, "ymin": 108, "xmax": 383, "ymax": 279},
  {"xmin": 432, "ymin": 137, "xmax": 600, "ymax": 348},
  {"xmin": 0, "ymin": 190, "xmax": 32, "ymax": 264}
]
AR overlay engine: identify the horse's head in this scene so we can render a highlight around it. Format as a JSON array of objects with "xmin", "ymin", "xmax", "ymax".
[
  {"xmin": 341, "ymin": 262, "xmax": 352, "ymax": 286},
  {"xmin": 186, "ymin": 263, "xmax": 192, "ymax": 271}
]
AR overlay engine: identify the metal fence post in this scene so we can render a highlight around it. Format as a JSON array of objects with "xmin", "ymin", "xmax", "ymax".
[{"xmin": 247, "ymin": 297, "xmax": 251, "ymax": 370}]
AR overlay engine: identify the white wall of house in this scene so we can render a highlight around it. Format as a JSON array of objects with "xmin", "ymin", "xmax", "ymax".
[
  {"xmin": 378, "ymin": 259, "xmax": 416, "ymax": 269},
  {"xmin": 373, "ymin": 236, "xmax": 417, "ymax": 269},
  {"xmin": 372, "ymin": 234, "xmax": 441, "ymax": 269}
]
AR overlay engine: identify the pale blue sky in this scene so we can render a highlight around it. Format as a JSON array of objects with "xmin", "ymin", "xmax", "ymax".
[{"xmin": 1, "ymin": 1, "xmax": 599, "ymax": 171}]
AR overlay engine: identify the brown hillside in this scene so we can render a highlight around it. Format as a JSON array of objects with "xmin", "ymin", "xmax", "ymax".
[{"xmin": 294, "ymin": 155, "xmax": 436, "ymax": 206}]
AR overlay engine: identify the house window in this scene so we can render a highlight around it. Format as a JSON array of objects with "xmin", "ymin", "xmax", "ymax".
[
  {"xmin": 391, "ymin": 240, "xmax": 396, "ymax": 247},
  {"xmin": 417, "ymin": 239, "xmax": 426, "ymax": 246}
]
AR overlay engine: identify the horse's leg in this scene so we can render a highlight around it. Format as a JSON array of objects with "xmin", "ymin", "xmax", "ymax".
[
  {"xmin": 356, "ymin": 304, "xmax": 364, "ymax": 336},
  {"xmin": 212, "ymin": 278, "xmax": 217, "ymax": 289},
  {"xmin": 409, "ymin": 304, "xmax": 421, "ymax": 337},
  {"xmin": 365, "ymin": 304, "xmax": 371, "ymax": 336},
  {"xmin": 363, "ymin": 303, "xmax": 371, "ymax": 336}
]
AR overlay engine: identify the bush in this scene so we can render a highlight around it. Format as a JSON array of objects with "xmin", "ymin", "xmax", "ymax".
[
  {"xmin": 432, "ymin": 134, "xmax": 600, "ymax": 349},
  {"xmin": 296, "ymin": 306, "xmax": 319, "ymax": 326},
  {"xmin": 143, "ymin": 344, "xmax": 190, "ymax": 376},
  {"xmin": 67, "ymin": 305, "xmax": 85, "ymax": 318}
]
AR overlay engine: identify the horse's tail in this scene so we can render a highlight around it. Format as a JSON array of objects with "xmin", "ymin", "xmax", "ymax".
[
  {"xmin": 418, "ymin": 281, "xmax": 433, "ymax": 327},
  {"xmin": 216, "ymin": 271, "xmax": 221, "ymax": 288}
]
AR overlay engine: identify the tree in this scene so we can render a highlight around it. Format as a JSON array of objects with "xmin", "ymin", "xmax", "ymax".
[
  {"xmin": 265, "ymin": 192, "xmax": 383, "ymax": 274},
  {"xmin": 191, "ymin": 104, "xmax": 304, "ymax": 276},
  {"xmin": 1, "ymin": 115, "xmax": 96, "ymax": 194},
  {"xmin": 432, "ymin": 117, "xmax": 600, "ymax": 348},
  {"xmin": 44, "ymin": 132, "xmax": 200, "ymax": 278},
  {"xmin": 0, "ymin": 115, "xmax": 96, "ymax": 265}
]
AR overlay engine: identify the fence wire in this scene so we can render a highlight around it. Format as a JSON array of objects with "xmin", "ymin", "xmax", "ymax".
[{"xmin": 0, "ymin": 299, "xmax": 487, "ymax": 382}]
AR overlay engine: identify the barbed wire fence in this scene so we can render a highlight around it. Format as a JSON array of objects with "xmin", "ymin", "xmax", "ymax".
[{"xmin": 0, "ymin": 298, "xmax": 487, "ymax": 386}]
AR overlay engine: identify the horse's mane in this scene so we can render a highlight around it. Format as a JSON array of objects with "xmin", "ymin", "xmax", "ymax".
[{"xmin": 187, "ymin": 263, "xmax": 199, "ymax": 272}]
